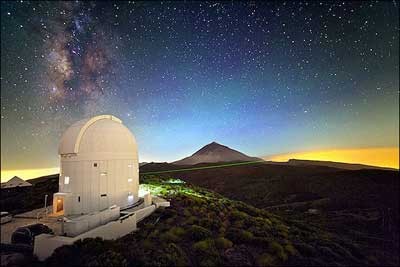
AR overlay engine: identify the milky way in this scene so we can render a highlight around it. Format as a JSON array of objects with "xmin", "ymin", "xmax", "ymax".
[
  {"xmin": 1, "ymin": 1, "xmax": 399, "ymax": 172},
  {"xmin": 44, "ymin": 2, "xmax": 113, "ymax": 105}
]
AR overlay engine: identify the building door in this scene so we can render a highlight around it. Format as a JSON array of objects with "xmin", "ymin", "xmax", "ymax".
[
  {"xmin": 56, "ymin": 197, "xmax": 64, "ymax": 213},
  {"xmin": 99, "ymin": 161, "xmax": 108, "ymax": 210}
]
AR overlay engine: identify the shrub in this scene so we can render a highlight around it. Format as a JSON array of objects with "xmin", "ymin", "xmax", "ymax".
[
  {"xmin": 218, "ymin": 226, "xmax": 226, "ymax": 235},
  {"xmin": 230, "ymin": 210, "xmax": 248, "ymax": 220},
  {"xmin": 160, "ymin": 231, "xmax": 179, "ymax": 242},
  {"xmin": 45, "ymin": 244, "xmax": 80, "ymax": 267},
  {"xmin": 169, "ymin": 226, "xmax": 186, "ymax": 237},
  {"xmin": 256, "ymin": 253, "xmax": 275, "ymax": 267},
  {"xmin": 233, "ymin": 220, "xmax": 245, "ymax": 228},
  {"xmin": 76, "ymin": 237, "xmax": 110, "ymax": 255},
  {"xmin": 165, "ymin": 243, "xmax": 190, "ymax": 266},
  {"xmin": 214, "ymin": 237, "xmax": 233, "ymax": 249},
  {"xmin": 226, "ymin": 228, "xmax": 254, "ymax": 243},
  {"xmin": 142, "ymin": 239, "xmax": 153, "ymax": 250},
  {"xmin": 199, "ymin": 218, "xmax": 218, "ymax": 229},
  {"xmin": 183, "ymin": 209, "xmax": 191, "ymax": 217},
  {"xmin": 235, "ymin": 202, "xmax": 261, "ymax": 217},
  {"xmin": 268, "ymin": 241, "xmax": 287, "ymax": 261},
  {"xmin": 199, "ymin": 258, "xmax": 219, "ymax": 267},
  {"xmin": 186, "ymin": 215, "xmax": 197, "ymax": 224},
  {"xmin": 188, "ymin": 225, "xmax": 212, "ymax": 241},
  {"xmin": 284, "ymin": 243, "xmax": 297, "ymax": 256},
  {"xmin": 241, "ymin": 230, "xmax": 254, "ymax": 241},
  {"xmin": 148, "ymin": 229, "xmax": 160, "ymax": 239},
  {"xmin": 247, "ymin": 225, "xmax": 270, "ymax": 238},
  {"xmin": 166, "ymin": 217, "xmax": 175, "ymax": 224},
  {"xmin": 85, "ymin": 251, "xmax": 128, "ymax": 267},
  {"xmin": 193, "ymin": 239, "xmax": 215, "ymax": 253},
  {"xmin": 272, "ymin": 223, "xmax": 289, "ymax": 239}
]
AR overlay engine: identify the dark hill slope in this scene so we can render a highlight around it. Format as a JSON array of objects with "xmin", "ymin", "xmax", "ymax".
[
  {"xmin": 141, "ymin": 162, "xmax": 399, "ymax": 212},
  {"xmin": 1, "ymin": 174, "xmax": 58, "ymax": 214}
]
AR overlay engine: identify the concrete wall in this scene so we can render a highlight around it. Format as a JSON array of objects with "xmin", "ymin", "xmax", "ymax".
[
  {"xmin": 78, "ymin": 212, "xmax": 137, "ymax": 240},
  {"xmin": 153, "ymin": 196, "xmax": 171, "ymax": 208},
  {"xmin": 34, "ymin": 212, "xmax": 137, "ymax": 261},
  {"xmin": 64, "ymin": 206, "xmax": 120, "ymax": 237},
  {"xmin": 135, "ymin": 205, "xmax": 156, "ymax": 222},
  {"xmin": 34, "ymin": 234, "xmax": 76, "ymax": 261},
  {"xmin": 143, "ymin": 193, "xmax": 152, "ymax": 207}
]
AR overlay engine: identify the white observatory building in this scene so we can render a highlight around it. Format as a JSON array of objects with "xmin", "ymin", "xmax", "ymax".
[
  {"xmin": 53, "ymin": 115, "xmax": 139, "ymax": 218},
  {"xmin": 34, "ymin": 115, "xmax": 169, "ymax": 260}
]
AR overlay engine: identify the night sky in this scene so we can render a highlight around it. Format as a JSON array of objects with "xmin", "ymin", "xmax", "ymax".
[{"xmin": 1, "ymin": 1, "xmax": 399, "ymax": 175}]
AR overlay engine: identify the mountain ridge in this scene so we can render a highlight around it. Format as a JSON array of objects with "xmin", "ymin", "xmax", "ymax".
[
  {"xmin": 286, "ymin": 158, "xmax": 396, "ymax": 171},
  {"xmin": 173, "ymin": 142, "xmax": 262, "ymax": 165}
]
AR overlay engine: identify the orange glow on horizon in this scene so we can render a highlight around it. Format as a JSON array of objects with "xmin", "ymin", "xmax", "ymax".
[
  {"xmin": 1, "ymin": 167, "xmax": 60, "ymax": 183},
  {"xmin": 1, "ymin": 147, "xmax": 398, "ymax": 183},
  {"xmin": 264, "ymin": 147, "xmax": 399, "ymax": 169}
]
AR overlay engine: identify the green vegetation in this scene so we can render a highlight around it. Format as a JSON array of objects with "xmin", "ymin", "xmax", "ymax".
[
  {"xmin": 41, "ymin": 174, "xmax": 398, "ymax": 266},
  {"xmin": 187, "ymin": 225, "xmax": 212, "ymax": 241},
  {"xmin": 256, "ymin": 253, "xmax": 275, "ymax": 267}
]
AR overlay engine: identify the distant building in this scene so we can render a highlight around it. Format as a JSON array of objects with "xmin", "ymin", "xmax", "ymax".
[
  {"xmin": 53, "ymin": 115, "xmax": 139, "ymax": 217},
  {"xmin": 1, "ymin": 176, "xmax": 32, "ymax": 189}
]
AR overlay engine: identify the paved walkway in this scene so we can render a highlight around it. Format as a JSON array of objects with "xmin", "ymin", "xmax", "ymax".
[{"xmin": 1, "ymin": 206, "xmax": 62, "ymax": 244}]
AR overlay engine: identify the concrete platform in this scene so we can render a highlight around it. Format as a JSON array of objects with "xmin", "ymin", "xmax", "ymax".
[
  {"xmin": 1, "ymin": 206, "xmax": 62, "ymax": 244},
  {"xmin": 2, "ymin": 195, "xmax": 170, "ymax": 261}
]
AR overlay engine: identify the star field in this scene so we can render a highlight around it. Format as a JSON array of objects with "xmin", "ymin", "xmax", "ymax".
[{"xmin": 1, "ymin": 1, "xmax": 399, "ymax": 171}]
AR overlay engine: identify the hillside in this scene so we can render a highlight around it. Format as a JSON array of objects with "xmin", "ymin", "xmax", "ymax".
[
  {"xmin": 41, "ymin": 175, "xmax": 398, "ymax": 266},
  {"xmin": 140, "ymin": 162, "xmax": 399, "ymax": 254},
  {"xmin": 0, "ymin": 174, "xmax": 59, "ymax": 215},
  {"xmin": 173, "ymin": 142, "xmax": 262, "ymax": 165},
  {"xmin": 141, "ymin": 162, "xmax": 399, "ymax": 211}
]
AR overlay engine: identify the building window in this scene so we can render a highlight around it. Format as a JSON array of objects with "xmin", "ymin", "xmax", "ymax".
[
  {"xmin": 78, "ymin": 196, "xmax": 80, "ymax": 202},
  {"xmin": 93, "ymin": 163, "xmax": 97, "ymax": 167},
  {"xmin": 128, "ymin": 164, "xmax": 133, "ymax": 168},
  {"xmin": 64, "ymin": 176, "xmax": 70, "ymax": 185},
  {"xmin": 100, "ymin": 172, "xmax": 107, "ymax": 176},
  {"xmin": 128, "ymin": 178, "xmax": 133, "ymax": 183}
]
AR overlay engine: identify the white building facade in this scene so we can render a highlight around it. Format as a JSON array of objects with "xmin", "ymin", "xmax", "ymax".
[{"xmin": 53, "ymin": 115, "xmax": 139, "ymax": 216}]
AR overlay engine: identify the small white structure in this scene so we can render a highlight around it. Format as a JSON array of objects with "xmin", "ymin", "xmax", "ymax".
[
  {"xmin": 53, "ymin": 115, "xmax": 139, "ymax": 218},
  {"xmin": 1, "ymin": 176, "xmax": 32, "ymax": 189}
]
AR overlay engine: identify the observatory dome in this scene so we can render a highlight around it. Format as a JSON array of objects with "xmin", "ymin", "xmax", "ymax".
[{"xmin": 58, "ymin": 115, "xmax": 137, "ymax": 160}]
